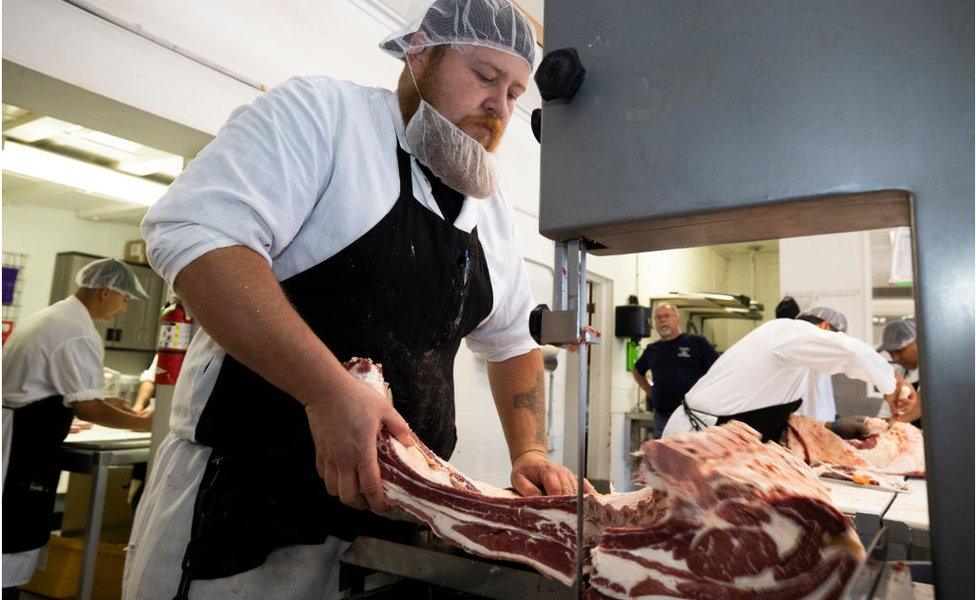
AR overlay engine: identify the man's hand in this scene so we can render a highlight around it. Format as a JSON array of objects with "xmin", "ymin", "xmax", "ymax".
[
  {"xmin": 304, "ymin": 375, "xmax": 414, "ymax": 513},
  {"xmin": 131, "ymin": 408, "xmax": 154, "ymax": 432},
  {"xmin": 884, "ymin": 378, "xmax": 917, "ymax": 418},
  {"xmin": 104, "ymin": 397, "xmax": 136, "ymax": 413},
  {"xmin": 511, "ymin": 449, "xmax": 596, "ymax": 496},
  {"xmin": 561, "ymin": 326, "xmax": 603, "ymax": 354}
]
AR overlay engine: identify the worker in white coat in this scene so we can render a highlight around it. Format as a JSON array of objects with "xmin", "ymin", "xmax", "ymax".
[
  {"xmin": 123, "ymin": 2, "xmax": 587, "ymax": 599},
  {"xmin": 662, "ymin": 306, "xmax": 916, "ymax": 442},
  {"xmin": 2, "ymin": 258, "xmax": 153, "ymax": 597}
]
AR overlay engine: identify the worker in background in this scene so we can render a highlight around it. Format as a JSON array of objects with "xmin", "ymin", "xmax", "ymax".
[
  {"xmin": 631, "ymin": 303, "xmax": 718, "ymax": 438},
  {"xmin": 2, "ymin": 258, "xmax": 153, "ymax": 599},
  {"xmin": 132, "ymin": 354, "xmax": 158, "ymax": 415},
  {"xmin": 878, "ymin": 320, "xmax": 922, "ymax": 425},
  {"xmin": 662, "ymin": 306, "xmax": 916, "ymax": 442},
  {"xmin": 123, "ymin": 2, "xmax": 589, "ymax": 599},
  {"xmin": 775, "ymin": 295, "xmax": 801, "ymax": 319},
  {"xmin": 123, "ymin": 355, "xmax": 159, "ymax": 510},
  {"xmin": 790, "ymin": 303, "xmax": 839, "ymax": 422}
]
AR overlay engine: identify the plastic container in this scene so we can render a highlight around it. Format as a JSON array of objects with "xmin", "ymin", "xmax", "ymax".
[
  {"xmin": 23, "ymin": 534, "xmax": 125, "ymax": 600},
  {"xmin": 2, "ymin": 266, "xmax": 19, "ymax": 305}
]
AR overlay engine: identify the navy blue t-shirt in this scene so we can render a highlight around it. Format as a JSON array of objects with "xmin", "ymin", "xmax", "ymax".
[{"xmin": 635, "ymin": 333, "xmax": 719, "ymax": 416}]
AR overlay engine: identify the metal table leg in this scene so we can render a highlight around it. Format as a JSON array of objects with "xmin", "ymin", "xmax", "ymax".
[{"xmin": 76, "ymin": 463, "xmax": 109, "ymax": 600}]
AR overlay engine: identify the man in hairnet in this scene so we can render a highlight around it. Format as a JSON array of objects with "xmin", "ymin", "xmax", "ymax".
[
  {"xmin": 2, "ymin": 258, "xmax": 153, "ymax": 596},
  {"xmin": 662, "ymin": 306, "xmax": 916, "ymax": 442},
  {"xmin": 878, "ymin": 320, "xmax": 922, "ymax": 425},
  {"xmin": 123, "ymin": 2, "xmax": 585, "ymax": 598}
]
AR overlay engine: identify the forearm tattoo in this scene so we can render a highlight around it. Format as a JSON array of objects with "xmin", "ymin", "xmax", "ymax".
[{"xmin": 513, "ymin": 372, "xmax": 546, "ymax": 444}]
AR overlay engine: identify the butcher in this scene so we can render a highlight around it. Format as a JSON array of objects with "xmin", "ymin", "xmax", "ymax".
[
  {"xmin": 122, "ymin": 2, "xmax": 586, "ymax": 599},
  {"xmin": 662, "ymin": 306, "xmax": 917, "ymax": 442},
  {"xmin": 878, "ymin": 319, "xmax": 923, "ymax": 425},
  {"xmin": 3, "ymin": 259, "xmax": 153, "ymax": 596}
]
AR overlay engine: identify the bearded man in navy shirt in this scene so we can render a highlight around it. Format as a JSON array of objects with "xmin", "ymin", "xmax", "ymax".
[{"xmin": 631, "ymin": 303, "xmax": 719, "ymax": 438}]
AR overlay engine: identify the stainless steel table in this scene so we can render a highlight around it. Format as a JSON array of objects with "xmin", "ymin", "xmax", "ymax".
[
  {"xmin": 61, "ymin": 431, "xmax": 150, "ymax": 600},
  {"xmin": 340, "ymin": 533, "xmax": 575, "ymax": 599}
]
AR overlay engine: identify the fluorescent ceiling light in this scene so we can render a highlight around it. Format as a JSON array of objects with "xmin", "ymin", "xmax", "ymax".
[
  {"xmin": 1, "ymin": 140, "xmax": 167, "ymax": 206},
  {"xmin": 5, "ymin": 116, "xmax": 83, "ymax": 143},
  {"xmin": 77, "ymin": 130, "xmax": 145, "ymax": 154}
]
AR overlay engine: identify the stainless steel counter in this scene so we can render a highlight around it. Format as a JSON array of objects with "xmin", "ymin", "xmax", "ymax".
[{"xmin": 61, "ymin": 428, "xmax": 151, "ymax": 600}]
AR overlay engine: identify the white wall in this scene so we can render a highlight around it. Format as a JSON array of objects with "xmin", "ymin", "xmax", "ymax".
[
  {"xmin": 720, "ymin": 249, "xmax": 780, "ymax": 350},
  {"xmin": 780, "ymin": 232, "xmax": 873, "ymax": 345},
  {"xmin": 1, "ymin": 203, "xmax": 143, "ymax": 319}
]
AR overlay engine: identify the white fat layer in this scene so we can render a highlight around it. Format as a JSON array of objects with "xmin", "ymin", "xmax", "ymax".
[
  {"xmin": 764, "ymin": 509, "xmax": 804, "ymax": 556},
  {"xmin": 388, "ymin": 437, "xmax": 522, "ymax": 498},
  {"xmin": 390, "ymin": 438, "xmax": 458, "ymax": 488},
  {"xmin": 384, "ymin": 475, "xmax": 577, "ymax": 537},
  {"xmin": 593, "ymin": 544, "xmax": 851, "ymax": 599},
  {"xmin": 347, "ymin": 358, "xmax": 390, "ymax": 397},
  {"xmin": 591, "ymin": 550, "xmax": 679, "ymax": 596},
  {"xmin": 386, "ymin": 482, "xmax": 575, "ymax": 585},
  {"xmin": 596, "ymin": 505, "xmax": 804, "ymax": 588}
]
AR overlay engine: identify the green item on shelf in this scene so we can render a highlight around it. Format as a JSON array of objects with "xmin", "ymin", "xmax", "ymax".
[{"xmin": 625, "ymin": 339, "xmax": 641, "ymax": 372}]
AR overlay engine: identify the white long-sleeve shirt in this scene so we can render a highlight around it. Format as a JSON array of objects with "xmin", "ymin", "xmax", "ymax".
[
  {"xmin": 140, "ymin": 76, "xmax": 538, "ymax": 441},
  {"xmin": 662, "ymin": 319, "xmax": 896, "ymax": 438}
]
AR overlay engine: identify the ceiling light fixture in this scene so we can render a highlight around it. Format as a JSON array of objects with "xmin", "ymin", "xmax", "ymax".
[{"xmin": 1, "ymin": 140, "xmax": 167, "ymax": 206}]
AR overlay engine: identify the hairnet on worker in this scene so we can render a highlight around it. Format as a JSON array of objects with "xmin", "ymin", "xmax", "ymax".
[
  {"xmin": 879, "ymin": 320, "xmax": 916, "ymax": 352},
  {"xmin": 379, "ymin": 0, "xmax": 537, "ymax": 69},
  {"xmin": 75, "ymin": 258, "xmax": 149, "ymax": 301},
  {"xmin": 798, "ymin": 306, "xmax": 849, "ymax": 333}
]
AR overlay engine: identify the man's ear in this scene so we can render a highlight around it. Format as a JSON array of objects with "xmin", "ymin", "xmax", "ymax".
[{"xmin": 405, "ymin": 32, "xmax": 431, "ymax": 71}]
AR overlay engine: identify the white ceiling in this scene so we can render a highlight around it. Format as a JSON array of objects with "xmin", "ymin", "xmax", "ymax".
[
  {"xmin": 710, "ymin": 239, "xmax": 779, "ymax": 259},
  {"xmin": 2, "ymin": 172, "xmax": 147, "ymax": 225},
  {"xmin": 870, "ymin": 228, "xmax": 912, "ymax": 289},
  {"xmin": 2, "ymin": 102, "xmax": 178, "ymax": 226}
]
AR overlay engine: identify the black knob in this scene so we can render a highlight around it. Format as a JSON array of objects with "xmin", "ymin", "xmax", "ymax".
[
  {"xmin": 534, "ymin": 47, "xmax": 585, "ymax": 102},
  {"xmin": 531, "ymin": 108, "xmax": 542, "ymax": 143},
  {"xmin": 529, "ymin": 303, "xmax": 550, "ymax": 345}
]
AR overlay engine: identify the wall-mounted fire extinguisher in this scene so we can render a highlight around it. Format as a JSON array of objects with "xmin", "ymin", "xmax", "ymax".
[{"xmin": 155, "ymin": 299, "xmax": 194, "ymax": 385}]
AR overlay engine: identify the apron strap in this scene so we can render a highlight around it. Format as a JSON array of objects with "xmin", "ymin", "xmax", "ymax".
[{"xmin": 681, "ymin": 397, "xmax": 716, "ymax": 433}]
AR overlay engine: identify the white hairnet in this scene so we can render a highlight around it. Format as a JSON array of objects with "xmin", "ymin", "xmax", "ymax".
[
  {"xmin": 799, "ymin": 306, "xmax": 849, "ymax": 333},
  {"xmin": 380, "ymin": 0, "xmax": 537, "ymax": 69},
  {"xmin": 879, "ymin": 320, "xmax": 916, "ymax": 351},
  {"xmin": 76, "ymin": 258, "xmax": 149, "ymax": 301}
]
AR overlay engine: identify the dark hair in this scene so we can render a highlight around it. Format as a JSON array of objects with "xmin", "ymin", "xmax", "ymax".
[
  {"xmin": 775, "ymin": 296, "xmax": 801, "ymax": 319},
  {"xmin": 796, "ymin": 314, "xmax": 836, "ymax": 332}
]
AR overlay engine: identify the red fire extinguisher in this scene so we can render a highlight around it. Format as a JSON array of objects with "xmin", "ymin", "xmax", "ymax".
[{"xmin": 155, "ymin": 300, "xmax": 194, "ymax": 385}]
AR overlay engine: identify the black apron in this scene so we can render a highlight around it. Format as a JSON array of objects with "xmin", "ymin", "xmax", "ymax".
[
  {"xmin": 683, "ymin": 397, "xmax": 803, "ymax": 443},
  {"xmin": 174, "ymin": 143, "xmax": 494, "ymax": 591},
  {"xmin": 2, "ymin": 396, "xmax": 74, "ymax": 553}
]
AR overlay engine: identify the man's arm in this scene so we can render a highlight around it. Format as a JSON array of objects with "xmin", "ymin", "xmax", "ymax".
[
  {"xmin": 132, "ymin": 381, "xmax": 155, "ymax": 413},
  {"xmin": 72, "ymin": 400, "xmax": 152, "ymax": 431},
  {"xmin": 487, "ymin": 349, "xmax": 588, "ymax": 496},
  {"xmin": 173, "ymin": 245, "xmax": 413, "ymax": 512},
  {"xmin": 701, "ymin": 338, "xmax": 720, "ymax": 370},
  {"xmin": 631, "ymin": 367, "xmax": 652, "ymax": 395}
]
